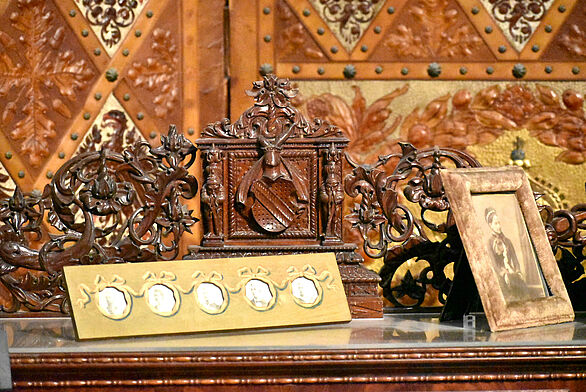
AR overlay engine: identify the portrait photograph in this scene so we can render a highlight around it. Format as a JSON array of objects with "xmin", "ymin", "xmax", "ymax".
[
  {"xmin": 244, "ymin": 278, "xmax": 275, "ymax": 310},
  {"xmin": 441, "ymin": 167, "xmax": 574, "ymax": 331},
  {"xmin": 97, "ymin": 286, "xmax": 129, "ymax": 319},
  {"xmin": 146, "ymin": 283, "xmax": 178, "ymax": 316},
  {"xmin": 196, "ymin": 282, "xmax": 226, "ymax": 314},
  {"xmin": 471, "ymin": 193, "xmax": 548, "ymax": 304},
  {"xmin": 291, "ymin": 276, "xmax": 320, "ymax": 306}
]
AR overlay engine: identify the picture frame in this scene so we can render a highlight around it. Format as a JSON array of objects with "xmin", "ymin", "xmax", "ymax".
[
  {"xmin": 63, "ymin": 253, "xmax": 351, "ymax": 340},
  {"xmin": 440, "ymin": 167, "xmax": 574, "ymax": 332}
]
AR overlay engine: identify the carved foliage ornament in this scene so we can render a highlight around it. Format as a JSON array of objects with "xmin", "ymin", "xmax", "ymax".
[
  {"xmin": 0, "ymin": 0, "xmax": 95, "ymax": 167},
  {"xmin": 385, "ymin": 0, "xmax": 483, "ymax": 58},
  {"xmin": 480, "ymin": 0, "xmax": 552, "ymax": 51},
  {"xmin": 79, "ymin": 0, "xmax": 143, "ymax": 50},
  {"xmin": 308, "ymin": 0, "xmax": 385, "ymax": 52},
  {"xmin": 0, "ymin": 125, "xmax": 198, "ymax": 313},
  {"xmin": 345, "ymin": 144, "xmax": 481, "ymax": 307}
]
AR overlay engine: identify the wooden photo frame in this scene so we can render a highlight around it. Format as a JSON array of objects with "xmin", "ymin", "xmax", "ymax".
[{"xmin": 441, "ymin": 167, "xmax": 574, "ymax": 332}]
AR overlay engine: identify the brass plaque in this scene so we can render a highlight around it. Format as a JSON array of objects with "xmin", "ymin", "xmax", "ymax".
[{"xmin": 64, "ymin": 253, "xmax": 351, "ymax": 340}]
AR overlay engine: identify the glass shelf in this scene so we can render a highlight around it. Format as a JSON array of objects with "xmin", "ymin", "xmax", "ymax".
[{"xmin": 3, "ymin": 313, "xmax": 585, "ymax": 354}]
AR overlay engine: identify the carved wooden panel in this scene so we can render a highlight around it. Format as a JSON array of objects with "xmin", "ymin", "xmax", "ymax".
[
  {"xmin": 230, "ymin": 0, "xmax": 586, "ymax": 306},
  {"xmin": 0, "ymin": 0, "xmax": 226, "ymax": 253}
]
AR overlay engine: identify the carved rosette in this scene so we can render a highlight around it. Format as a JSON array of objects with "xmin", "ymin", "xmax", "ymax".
[{"xmin": 0, "ymin": 125, "xmax": 198, "ymax": 314}]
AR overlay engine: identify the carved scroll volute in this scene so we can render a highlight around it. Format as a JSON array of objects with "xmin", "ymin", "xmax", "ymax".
[
  {"xmin": 320, "ymin": 144, "xmax": 344, "ymax": 245},
  {"xmin": 201, "ymin": 146, "xmax": 225, "ymax": 245}
]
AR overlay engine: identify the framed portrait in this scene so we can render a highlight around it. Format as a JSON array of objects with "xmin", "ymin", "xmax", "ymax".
[{"xmin": 441, "ymin": 167, "xmax": 574, "ymax": 332}]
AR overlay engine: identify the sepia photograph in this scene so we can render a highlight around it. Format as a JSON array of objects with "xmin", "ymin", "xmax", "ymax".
[
  {"xmin": 244, "ymin": 278, "xmax": 274, "ymax": 310},
  {"xmin": 441, "ymin": 167, "xmax": 574, "ymax": 331},
  {"xmin": 471, "ymin": 193, "xmax": 547, "ymax": 304},
  {"xmin": 97, "ymin": 286, "xmax": 129, "ymax": 319},
  {"xmin": 196, "ymin": 282, "xmax": 226, "ymax": 314},
  {"xmin": 291, "ymin": 276, "xmax": 320, "ymax": 306},
  {"xmin": 146, "ymin": 283, "xmax": 178, "ymax": 316}
]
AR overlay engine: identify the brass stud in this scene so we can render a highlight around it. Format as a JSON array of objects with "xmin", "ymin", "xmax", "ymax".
[
  {"xmin": 558, "ymin": 5, "xmax": 566, "ymax": 12},
  {"xmin": 572, "ymin": 66, "xmax": 580, "ymax": 75},
  {"xmin": 375, "ymin": 66, "xmax": 383, "ymax": 74},
  {"xmin": 545, "ymin": 25, "xmax": 553, "ymax": 33},
  {"xmin": 498, "ymin": 45, "xmax": 506, "ymax": 53},
  {"xmin": 46, "ymin": 171, "xmax": 53, "ymax": 179},
  {"xmin": 317, "ymin": 67, "xmax": 325, "ymax": 75},
  {"xmin": 292, "ymin": 65, "xmax": 300, "ymax": 74},
  {"xmin": 343, "ymin": 64, "xmax": 356, "ymax": 79},
  {"xmin": 81, "ymin": 30, "xmax": 89, "ymax": 37},
  {"xmin": 94, "ymin": 48, "xmax": 101, "ymax": 56},
  {"xmin": 69, "ymin": 9, "xmax": 76, "ymax": 17},
  {"xmin": 18, "ymin": 170, "xmax": 24, "ymax": 178},
  {"xmin": 330, "ymin": 46, "xmax": 338, "ymax": 53},
  {"xmin": 317, "ymin": 27, "xmax": 325, "ymax": 35},
  {"xmin": 83, "ymin": 113, "xmax": 91, "ymax": 120},
  {"xmin": 146, "ymin": 10, "xmax": 153, "ymax": 18},
  {"xmin": 401, "ymin": 67, "xmax": 409, "ymax": 75},
  {"xmin": 105, "ymin": 68, "xmax": 118, "ymax": 82},
  {"xmin": 135, "ymin": 30, "xmax": 142, "ymax": 37},
  {"xmin": 123, "ymin": 93, "xmax": 131, "ymax": 101},
  {"xmin": 545, "ymin": 66, "xmax": 553, "ymax": 74},
  {"xmin": 460, "ymin": 66, "xmax": 468, "ymax": 75},
  {"xmin": 532, "ymin": 44, "xmax": 539, "ymax": 52},
  {"xmin": 471, "ymin": 7, "xmax": 479, "ymax": 14},
  {"xmin": 149, "ymin": 131, "xmax": 157, "ymax": 139},
  {"xmin": 427, "ymin": 62, "xmax": 441, "ymax": 78},
  {"xmin": 137, "ymin": 112, "xmax": 145, "ymax": 120},
  {"xmin": 4, "ymin": 152, "xmax": 12, "ymax": 159},
  {"xmin": 58, "ymin": 152, "xmax": 65, "ymax": 159},
  {"xmin": 122, "ymin": 49, "xmax": 130, "ymax": 56},
  {"xmin": 259, "ymin": 63, "xmax": 273, "ymax": 76},
  {"xmin": 360, "ymin": 45, "xmax": 368, "ymax": 52},
  {"xmin": 264, "ymin": 35, "xmax": 271, "ymax": 42},
  {"xmin": 187, "ymin": 128, "xmax": 195, "ymax": 135},
  {"xmin": 94, "ymin": 92, "xmax": 102, "ymax": 100},
  {"xmin": 374, "ymin": 26, "xmax": 382, "ymax": 34},
  {"xmin": 263, "ymin": 7, "xmax": 271, "ymax": 14},
  {"xmin": 71, "ymin": 133, "xmax": 79, "ymax": 140},
  {"xmin": 485, "ymin": 26, "xmax": 493, "ymax": 34},
  {"xmin": 303, "ymin": 8, "xmax": 310, "ymax": 16},
  {"xmin": 486, "ymin": 66, "xmax": 494, "ymax": 74},
  {"xmin": 387, "ymin": 6, "xmax": 395, "ymax": 14},
  {"xmin": 512, "ymin": 63, "xmax": 527, "ymax": 78}
]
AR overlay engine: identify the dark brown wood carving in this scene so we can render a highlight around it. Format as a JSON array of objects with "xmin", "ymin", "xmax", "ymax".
[
  {"xmin": 345, "ymin": 144, "xmax": 586, "ymax": 310},
  {"xmin": 0, "ymin": 125, "xmax": 198, "ymax": 314},
  {"xmin": 188, "ymin": 74, "xmax": 383, "ymax": 318}
]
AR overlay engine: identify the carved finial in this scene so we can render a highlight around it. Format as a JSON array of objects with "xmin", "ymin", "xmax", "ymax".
[{"xmin": 245, "ymin": 74, "xmax": 298, "ymax": 107}]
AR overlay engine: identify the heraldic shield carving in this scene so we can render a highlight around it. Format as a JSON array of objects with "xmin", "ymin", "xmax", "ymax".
[{"xmin": 189, "ymin": 75, "xmax": 383, "ymax": 318}]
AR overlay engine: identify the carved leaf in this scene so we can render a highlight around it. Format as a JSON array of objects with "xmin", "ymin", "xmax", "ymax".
[
  {"xmin": 0, "ymin": 0, "xmax": 94, "ymax": 167},
  {"xmin": 127, "ymin": 28, "xmax": 178, "ymax": 119},
  {"xmin": 11, "ymin": 99, "xmax": 56, "ymax": 167},
  {"xmin": 558, "ymin": 24, "xmax": 586, "ymax": 57}
]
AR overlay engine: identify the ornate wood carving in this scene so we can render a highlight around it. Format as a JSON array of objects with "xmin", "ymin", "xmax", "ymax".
[
  {"xmin": 0, "ymin": 0, "xmax": 95, "ymax": 168},
  {"xmin": 384, "ymin": 0, "xmax": 484, "ymax": 58},
  {"xmin": 344, "ymin": 143, "xmax": 481, "ymax": 307},
  {"xmin": 0, "ymin": 126, "xmax": 198, "ymax": 314},
  {"xmin": 127, "ymin": 28, "xmax": 179, "ymax": 119},
  {"xmin": 276, "ymin": 0, "xmax": 325, "ymax": 61},
  {"xmin": 191, "ymin": 74, "xmax": 383, "ymax": 318},
  {"xmin": 479, "ymin": 0, "xmax": 552, "ymax": 51},
  {"xmin": 308, "ymin": 0, "xmax": 384, "ymax": 52}
]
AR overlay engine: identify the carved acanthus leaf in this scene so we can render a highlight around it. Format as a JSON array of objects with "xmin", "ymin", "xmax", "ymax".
[
  {"xmin": 127, "ymin": 28, "xmax": 179, "ymax": 119},
  {"xmin": 385, "ymin": 0, "xmax": 483, "ymax": 58},
  {"xmin": 0, "ymin": 0, "xmax": 94, "ymax": 167},
  {"xmin": 276, "ymin": 0, "xmax": 325, "ymax": 60}
]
